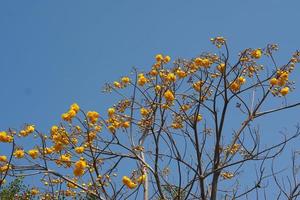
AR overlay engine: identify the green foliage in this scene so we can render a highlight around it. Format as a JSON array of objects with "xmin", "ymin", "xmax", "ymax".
[{"xmin": 0, "ymin": 177, "xmax": 30, "ymax": 200}]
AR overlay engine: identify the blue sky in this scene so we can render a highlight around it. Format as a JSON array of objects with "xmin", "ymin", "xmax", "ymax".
[
  {"xmin": 1, "ymin": 0, "xmax": 300, "ymax": 198},
  {"xmin": 1, "ymin": 0, "xmax": 300, "ymax": 129}
]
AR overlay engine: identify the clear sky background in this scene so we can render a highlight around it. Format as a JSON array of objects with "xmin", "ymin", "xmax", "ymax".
[
  {"xmin": 0, "ymin": 0, "xmax": 300, "ymax": 198},
  {"xmin": 1, "ymin": 0, "xmax": 300, "ymax": 129}
]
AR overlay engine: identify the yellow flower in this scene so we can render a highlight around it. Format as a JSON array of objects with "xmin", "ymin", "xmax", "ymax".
[
  {"xmin": 51, "ymin": 125, "xmax": 59, "ymax": 134},
  {"xmin": 171, "ymin": 122, "xmax": 183, "ymax": 129},
  {"xmin": 149, "ymin": 69, "xmax": 158, "ymax": 76},
  {"xmin": 276, "ymin": 71, "xmax": 289, "ymax": 86},
  {"xmin": 227, "ymin": 144, "xmax": 240, "ymax": 154},
  {"xmin": 74, "ymin": 162, "xmax": 86, "ymax": 176},
  {"xmin": 0, "ymin": 164, "xmax": 10, "ymax": 172},
  {"xmin": 75, "ymin": 159, "xmax": 87, "ymax": 169},
  {"xmin": 280, "ymin": 87, "xmax": 289, "ymax": 96},
  {"xmin": 137, "ymin": 174, "xmax": 146, "ymax": 183},
  {"xmin": 269, "ymin": 78, "xmax": 278, "ymax": 86},
  {"xmin": 0, "ymin": 131, "xmax": 13, "ymax": 143},
  {"xmin": 61, "ymin": 113, "xmax": 72, "ymax": 121},
  {"xmin": 194, "ymin": 58, "xmax": 211, "ymax": 68},
  {"xmin": 28, "ymin": 149, "xmax": 39, "ymax": 159},
  {"xmin": 237, "ymin": 76, "xmax": 246, "ymax": 85},
  {"xmin": 121, "ymin": 76, "xmax": 130, "ymax": 84},
  {"xmin": 68, "ymin": 109, "xmax": 76, "ymax": 118},
  {"xmin": 140, "ymin": 108, "xmax": 150, "ymax": 116},
  {"xmin": 60, "ymin": 154, "xmax": 71, "ymax": 167},
  {"xmin": 251, "ymin": 49, "xmax": 262, "ymax": 59},
  {"xmin": 87, "ymin": 111, "xmax": 99, "ymax": 124},
  {"xmin": 155, "ymin": 85, "xmax": 161, "ymax": 93},
  {"xmin": 62, "ymin": 104, "xmax": 80, "ymax": 122},
  {"xmin": 155, "ymin": 54, "xmax": 164, "ymax": 62},
  {"xmin": 164, "ymin": 55, "xmax": 171, "ymax": 63},
  {"xmin": 217, "ymin": 63, "xmax": 225, "ymax": 73},
  {"xmin": 19, "ymin": 130, "xmax": 27, "ymax": 137},
  {"xmin": 67, "ymin": 179, "xmax": 78, "ymax": 189},
  {"xmin": 229, "ymin": 81, "xmax": 240, "ymax": 92},
  {"xmin": 138, "ymin": 74, "xmax": 148, "ymax": 86},
  {"xmin": 73, "ymin": 168, "xmax": 85, "ymax": 177},
  {"xmin": 30, "ymin": 188, "xmax": 39, "ymax": 196},
  {"xmin": 70, "ymin": 103, "xmax": 80, "ymax": 113},
  {"xmin": 114, "ymin": 81, "xmax": 121, "ymax": 88},
  {"xmin": 65, "ymin": 189, "xmax": 75, "ymax": 196},
  {"xmin": 75, "ymin": 146, "xmax": 85, "ymax": 154},
  {"xmin": 193, "ymin": 81, "xmax": 204, "ymax": 92},
  {"xmin": 122, "ymin": 121, "xmax": 130, "ymax": 128},
  {"xmin": 197, "ymin": 114, "xmax": 203, "ymax": 122},
  {"xmin": 194, "ymin": 57, "xmax": 203, "ymax": 66},
  {"xmin": 107, "ymin": 108, "xmax": 115, "ymax": 117},
  {"xmin": 166, "ymin": 73, "xmax": 176, "ymax": 82},
  {"xmin": 122, "ymin": 176, "xmax": 131, "ymax": 185},
  {"xmin": 0, "ymin": 155, "xmax": 7, "ymax": 162},
  {"xmin": 122, "ymin": 176, "xmax": 138, "ymax": 189},
  {"xmin": 14, "ymin": 149, "xmax": 25, "ymax": 158},
  {"xmin": 53, "ymin": 143, "xmax": 64, "ymax": 152},
  {"xmin": 127, "ymin": 181, "xmax": 137, "ymax": 189},
  {"xmin": 25, "ymin": 125, "xmax": 35, "ymax": 134},
  {"xmin": 176, "ymin": 69, "xmax": 187, "ymax": 78},
  {"xmin": 180, "ymin": 104, "xmax": 190, "ymax": 111},
  {"xmin": 44, "ymin": 147, "xmax": 53, "ymax": 155},
  {"xmin": 164, "ymin": 90, "xmax": 175, "ymax": 102}
]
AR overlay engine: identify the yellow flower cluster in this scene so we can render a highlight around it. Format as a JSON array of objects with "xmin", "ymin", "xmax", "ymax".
[
  {"xmin": 0, "ymin": 131, "xmax": 13, "ymax": 143},
  {"xmin": 229, "ymin": 76, "xmax": 246, "ymax": 92},
  {"xmin": 171, "ymin": 115, "xmax": 183, "ymax": 129},
  {"xmin": 0, "ymin": 164, "xmax": 10, "ymax": 172},
  {"xmin": 251, "ymin": 49, "xmax": 262, "ymax": 59},
  {"xmin": 87, "ymin": 111, "xmax": 99, "ymax": 124},
  {"xmin": 30, "ymin": 188, "xmax": 39, "ymax": 196},
  {"xmin": 13, "ymin": 149, "xmax": 25, "ymax": 158},
  {"xmin": 113, "ymin": 76, "xmax": 131, "ymax": 89},
  {"xmin": 51, "ymin": 126, "xmax": 70, "ymax": 152},
  {"xmin": 155, "ymin": 54, "xmax": 171, "ymax": 63},
  {"xmin": 56, "ymin": 154, "xmax": 72, "ymax": 167},
  {"xmin": 122, "ymin": 176, "xmax": 137, "ymax": 189},
  {"xmin": 225, "ymin": 143, "xmax": 240, "ymax": 154},
  {"xmin": 279, "ymin": 87, "xmax": 289, "ymax": 96},
  {"xmin": 0, "ymin": 155, "xmax": 7, "ymax": 162},
  {"xmin": 19, "ymin": 125, "xmax": 35, "ymax": 137},
  {"xmin": 194, "ymin": 57, "xmax": 212, "ymax": 68},
  {"xmin": 270, "ymin": 70, "xmax": 291, "ymax": 96},
  {"xmin": 73, "ymin": 159, "xmax": 87, "ymax": 177},
  {"xmin": 65, "ymin": 189, "xmax": 76, "ymax": 197},
  {"xmin": 75, "ymin": 146, "xmax": 85, "ymax": 154},
  {"xmin": 62, "ymin": 103, "xmax": 80, "ymax": 122},
  {"xmin": 106, "ymin": 107, "xmax": 131, "ymax": 134},
  {"xmin": 166, "ymin": 72, "xmax": 176, "ymax": 82},
  {"xmin": 44, "ymin": 147, "xmax": 54, "ymax": 155},
  {"xmin": 164, "ymin": 90, "xmax": 175, "ymax": 102},
  {"xmin": 216, "ymin": 63, "xmax": 225, "ymax": 73},
  {"xmin": 138, "ymin": 73, "xmax": 148, "ymax": 86},
  {"xmin": 67, "ymin": 179, "xmax": 78, "ymax": 189},
  {"xmin": 28, "ymin": 149, "xmax": 39, "ymax": 159},
  {"xmin": 193, "ymin": 81, "xmax": 204, "ymax": 92},
  {"xmin": 140, "ymin": 107, "xmax": 151, "ymax": 116},
  {"xmin": 210, "ymin": 36, "xmax": 226, "ymax": 48},
  {"xmin": 176, "ymin": 68, "xmax": 187, "ymax": 78},
  {"xmin": 122, "ymin": 174, "xmax": 146, "ymax": 189}
]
